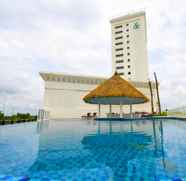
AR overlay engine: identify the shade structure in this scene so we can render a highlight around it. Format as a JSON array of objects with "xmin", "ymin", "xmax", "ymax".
[{"xmin": 83, "ymin": 73, "xmax": 149, "ymax": 105}]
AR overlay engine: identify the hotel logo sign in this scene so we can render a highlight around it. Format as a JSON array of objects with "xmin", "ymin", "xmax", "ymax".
[{"xmin": 133, "ymin": 22, "xmax": 140, "ymax": 30}]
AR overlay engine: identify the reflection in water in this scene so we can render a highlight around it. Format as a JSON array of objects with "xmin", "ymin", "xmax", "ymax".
[
  {"xmin": 152, "ymin": 119, "xmax": 158, "ymax": 154},
  {"xmin": 0, "ymin": 122, "xmax": 39, "ymax": 176},
  {"xmin": 37, "ymin": 119, "xmax": 50, "ymax": 134},
  {"xmin": 81, "ymin": 120, "xmax": 164, "ymax": 180},
  {"xmin": 130, "ymin": 119, "xmax": 133, "ymax": 132},
  {"xmin": 109, "ymin": 121, "xmax": 112, "ymax": 134},
  {"xmin": 0, "ymin": 119, "xmax": 186, "ymax": 180},
  {"xmin": 0, "ymin": 120, "xmax": 51, "ymax": 177},
  {"xmin": 159, "ymin": 120, "xmax": 169, "ymax": 173},
  {"xmin": 98, "ymin": 120, "xmax": 101, "ymax": 134}
]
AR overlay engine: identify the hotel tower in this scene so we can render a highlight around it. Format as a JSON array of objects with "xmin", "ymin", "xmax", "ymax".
[{"xmin": 111, "ymin": 11, "xmax": 148, "ymax": 82}]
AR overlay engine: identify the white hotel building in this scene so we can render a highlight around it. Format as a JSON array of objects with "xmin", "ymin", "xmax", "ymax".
[
  {"xmin": 111, "ymin": 11, "xmax": 148, "ymax": 82},
  {"xmin": 40, "ymin": 11, "xmax": 157, "ymax": 119}
]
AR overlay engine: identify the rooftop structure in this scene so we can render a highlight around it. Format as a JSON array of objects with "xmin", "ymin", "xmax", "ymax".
[
  {"xmin": 83, "ymin": 73, "xmax": 149, "ymax": 105},
  {"xmin": 83, "ymin": 73, "xmax": 149, "ymax": 118}
]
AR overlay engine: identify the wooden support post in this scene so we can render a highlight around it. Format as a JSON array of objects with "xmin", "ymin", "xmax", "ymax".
[
  {"xmin": 130, "ymin": 104, "xmax": 133, "ymax": 118},
  {"xmin": 98, "ymin": 104, "xmax": 101, "ymax": 118},
  {"xmin": 120, "ymin": 102, "xmax": 123, "ymax": 118},
  {"xmin": 108, "ymin": 104, "xmax": 112, "ymax": 118},
  {"xmin": 109, "ymin": 104, "xmax": 112, "ymax": 114}
]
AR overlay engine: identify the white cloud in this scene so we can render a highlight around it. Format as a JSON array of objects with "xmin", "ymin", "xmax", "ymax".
[{"xmin": 0, "ymin": 0, "xmax": 186, "ymax": 114}]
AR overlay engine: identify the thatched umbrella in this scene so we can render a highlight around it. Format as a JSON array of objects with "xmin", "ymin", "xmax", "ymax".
[{"xmin": 83, "ymin": 73, "xmax": 149, "ymax": 118}]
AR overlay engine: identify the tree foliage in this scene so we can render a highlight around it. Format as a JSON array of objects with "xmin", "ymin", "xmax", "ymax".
[
  {"xmin": 0, "ymin": 112, "xmax": 37, "ymax": 122},
  {"xmin": 0, "ymin": 111, "xmax": 4, "ymax": 120}
]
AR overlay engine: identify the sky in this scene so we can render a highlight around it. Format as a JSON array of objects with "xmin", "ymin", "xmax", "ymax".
[{"xmin": 0, "ymin": 0, "xmax": 186, "ymax": 115}]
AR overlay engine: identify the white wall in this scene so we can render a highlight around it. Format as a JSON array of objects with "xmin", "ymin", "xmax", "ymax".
[{"xmin": 43, "ymin": 80, "xmax": 157, "ymax": 119}]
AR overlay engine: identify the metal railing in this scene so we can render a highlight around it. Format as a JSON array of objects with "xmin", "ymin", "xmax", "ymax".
[
  {"xmin": 167, "ymin": 106, "xmax": 186, "ymax": 117},
  {"xmin": 37, "ymin": 109, "xmax": 50, "ymax": 121}
]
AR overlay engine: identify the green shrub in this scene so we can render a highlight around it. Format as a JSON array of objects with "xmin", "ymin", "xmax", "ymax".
[
  {"xmin": 154, "ymin": 112, "xmax": 167, "ymax": 116},
  {"xmin": 0, "ymin": 112, "xmax": 37, "ymax": 125},
  {"xmin": 0, "ymin": 111, "xmax": 4, "ymax": 121}
]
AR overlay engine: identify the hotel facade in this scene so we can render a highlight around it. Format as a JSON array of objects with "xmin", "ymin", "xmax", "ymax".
[
  {"xmin": 40, "ymin": 11, "xmax": 158, "ymax": 119},
  {"xmin": 111, "ymin": 11, "xmax": 148, "ymax": 82}
]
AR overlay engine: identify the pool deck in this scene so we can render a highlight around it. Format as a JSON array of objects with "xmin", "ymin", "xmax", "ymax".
[{"xmin": 95, "ymin": 116, "xmax": 186, "ymax": 121}]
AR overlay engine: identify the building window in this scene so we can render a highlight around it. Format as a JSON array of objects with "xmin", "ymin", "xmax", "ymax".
[
  {"xmin": 128, "ymin": 58, "xmax": 130, "ymax": 62},
  {"xmin": 127, "ymin": 53, "xmax": 130, "ymax": 56},
  {"xmin": 116, "ymin": 66, "xmax": 124, "ymax": 69},
  {"xmin": 119, "ymin": 73, "xmax": 124, "ymax": 75},
  {"xmin": 126, "ymin": 29, "xmax": 129, "ymax": 32},
  {"xmin": 116, "ymin": 60, "xmax": 123, "ymax": 63},
  {"xmin": 128, "ymin": 72, "xmax": 131, "ymax": 75},
  {"xmin": 115, "ymin": 42, "xmax": 123, "ymax": 45},
  {"xmin": 115, "ymin": 48, "xmax": 123, "ymax": 51},
  {"xmin": 126, "ymin": 40, "xmax": 130, "ymax": 44},
  {"xmin": 126, "ymin": 35, "xmax": 129, "ymax": 38},
  {"xmin": 126, "ymin": 23, "xmax": 129, "ymax": 26},
  {"xmin": 127, "ymin": 47, "xmax": 130, "ymax": 50},
  {"xmin": 115, "ymin": 31, "xmax": 123, "ymax": 34},
  {"xmin": 116, "ymin": 54, "xmax": 123, "ymax": 57},
  {"xmin": 115, "ymin": 25, "xmax": 122, "ymax": 29},
  {"xmin": 115, "ymin": 36, "xmax": 123, "ymax": 40},
  {"xmin": 128, "ymin": 65, "xmax": 131, "ymax": 68}
]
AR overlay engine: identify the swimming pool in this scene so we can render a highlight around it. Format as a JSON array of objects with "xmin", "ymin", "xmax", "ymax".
[{"xmin": 0, "ymin": 119, "xmax": 186, "ymax": 181}]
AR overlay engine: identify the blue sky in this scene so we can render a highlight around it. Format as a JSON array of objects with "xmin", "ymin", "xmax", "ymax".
[{"xmin": 0, "ymin": 0, "xmax": 186, "ymax": 114}]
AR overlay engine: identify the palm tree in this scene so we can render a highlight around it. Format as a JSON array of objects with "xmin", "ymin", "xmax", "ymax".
[
  {"xmin": 148, "ymin": 80, "xmax": 154, "ymax": 114},
  {"xmin": 154, "ymin": 72, "xmax": 161, "ymax": 114}
]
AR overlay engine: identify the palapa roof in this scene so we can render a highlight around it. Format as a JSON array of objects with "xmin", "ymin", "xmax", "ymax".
[{"xmin": 83, "ymin": 73, "xmax": 149, "ymax": 105}]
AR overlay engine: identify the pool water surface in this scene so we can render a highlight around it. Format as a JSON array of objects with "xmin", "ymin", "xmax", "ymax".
[{"xmin": 0, "ymin": 119, "xmax": 186, "ymax": 181}]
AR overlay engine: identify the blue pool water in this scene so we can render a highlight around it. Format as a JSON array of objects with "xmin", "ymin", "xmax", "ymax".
[{"xmin": 0, "ymin": 119, "xmax": 186, "ymax": 181}]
